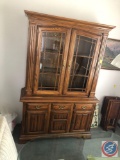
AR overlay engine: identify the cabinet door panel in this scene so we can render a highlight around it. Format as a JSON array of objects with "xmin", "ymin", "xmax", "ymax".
[
  {"xmin": 33, "ymin": 27, "xmax": 71, "ymax": 95},
  {"xmin": 108, "ymin": 102, "xmax": 120, "ymax": 118},
  {"xmin": 26, "ymin": 103, "xmax": 50, "ymax": 134},
  {"xmin": 26, "ymin": 111, "xmax": 46, "ymax": 134},
  {"xmin": 63, "ymin": 29, "xmax": 101, "ymax": 96},
  {"xmin": 50, "ymin": 111, "xmax": 69, "ymax": 133},
  {"xmin": 49, "ymin": 103, "xmax": 73, "ymax": 133},
  {"xmin": 70, "ymin": 111, "xmax": 93, "ymax": 132}
]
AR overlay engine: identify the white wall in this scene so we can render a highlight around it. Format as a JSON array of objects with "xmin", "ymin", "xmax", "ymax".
[
  {"xmin": 0, "ymin": 0, "xmax": 120, "ymax": 122},
  {"xmin": 96, "ymin": 69, "xmax": 120, "ymax": 106}
]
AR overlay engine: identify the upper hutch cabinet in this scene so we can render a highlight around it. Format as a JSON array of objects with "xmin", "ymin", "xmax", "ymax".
[
  {"xmin": 20, "ymin": 10, "xmax": 115, "ymax": 143},
  {"xmin": 33, "ymin": 27, "xmax": 100, "ymax": 96}
]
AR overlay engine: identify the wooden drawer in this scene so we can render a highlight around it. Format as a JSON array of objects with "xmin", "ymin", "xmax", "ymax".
[
  {"xmin": 75, "ymin": 104, "xmax": 94, "ymax": 110},
  {"xmin": 27, "ymin": 103, "xmax": 50, "ymax": 110},
  {"xmin": 52, "ymin": 103, "xmax": 73, "ymax": 110}
]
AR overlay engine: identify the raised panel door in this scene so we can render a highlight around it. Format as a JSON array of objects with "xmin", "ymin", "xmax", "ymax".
[
  {"xmin": 63, "ymin": 29, "xmax": 101, "ymax": 96},
  {"xmin": 70, "ymin": 110, "xmax": 93, "ymax": 132},
  {"xmin": 26, "ymin": 103, "xmax": 50, "ymax": 134}
]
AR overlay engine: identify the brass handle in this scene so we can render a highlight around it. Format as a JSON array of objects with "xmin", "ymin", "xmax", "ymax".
[
  {"xmin": 82, "ymin": 106, "xmax": 86, "ymax": 109},
  {"xmin": 59, "ymin": 106, "xmax": 65, "ymax": 109},
  {"xmin": 36, "ymin": 106, "xmax": 41, "ymax": 109}
]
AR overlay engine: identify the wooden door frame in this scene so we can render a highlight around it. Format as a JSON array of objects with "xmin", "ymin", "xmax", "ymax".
[
  {"xmin": 26, "ymin": 110, "xmax": 48, "ymax": 134},
  {"xmin": 70, "ymin": 110, "xmax": 93, "ymax": 132},
  {"xmin": 33, "ymin": 27, "xmax": 71, "ymax": 95},
  {"xmin": 63, "ymin": 29, "xmax": 101, "ymax": 96}
]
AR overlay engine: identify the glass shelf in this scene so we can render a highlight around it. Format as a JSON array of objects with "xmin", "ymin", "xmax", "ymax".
[
  {"xmin": 70, "ymin": 74, "xmax": 89, "ymax": 78},
  {"xmin": 73, "ymin": 54, "xmax": 93, "ymax": 58}
]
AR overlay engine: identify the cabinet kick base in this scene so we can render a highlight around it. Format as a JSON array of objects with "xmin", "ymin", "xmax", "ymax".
[{"xmin": 19, "ymin": 132, "xmax": 91, "ymax": 144}]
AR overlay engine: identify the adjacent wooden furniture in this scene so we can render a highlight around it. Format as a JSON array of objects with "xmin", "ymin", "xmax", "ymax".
[
  {"xmin": 100, "ymin": 96, "xmax": 120, "ymax": 132},
  {"xmin": 19, "ymin": 10, "xmax": 115, "ymax": 143}
]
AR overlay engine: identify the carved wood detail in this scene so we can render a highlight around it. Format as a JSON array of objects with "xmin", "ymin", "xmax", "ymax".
[{"xmin": 25, "ymin": 24, "xmax": 37, "ymax": 95}]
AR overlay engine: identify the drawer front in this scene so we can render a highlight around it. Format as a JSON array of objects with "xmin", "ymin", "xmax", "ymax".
[
  {"xmin": 75, "ymin": 104, "xmax": 94, "ymax": 110},
  {"xmin": 52, "ymin": 103, "xmax": 73, "ymax": 110},
  {"xmin": 27, "ymin": 103, "xmax": 50, "ymax": 110}
]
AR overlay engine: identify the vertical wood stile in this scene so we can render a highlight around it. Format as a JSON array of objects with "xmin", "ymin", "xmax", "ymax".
[
  {"xmin": 89, "ymin": 34, "xmax": 108, "ymax": 97},
  {"xmin": 25, "ymin": 23, "xmax": 37, "ymax": 95}
]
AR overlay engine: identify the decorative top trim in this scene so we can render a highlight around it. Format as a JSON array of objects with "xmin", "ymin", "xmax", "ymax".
[{"xmin": 24, "ymin": 10, "xmax": 115, "ymax": 31}]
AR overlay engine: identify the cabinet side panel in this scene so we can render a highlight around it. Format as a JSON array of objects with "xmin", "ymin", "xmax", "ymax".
[
  {"xmin": 25, "ymin": 23, "xmax": 37, "ymax": 95},
  {"xmin": 108, "ymin": 102, "xmax": 120, "ymax": 118},
  {"xmin": 89, "ymin": 34, "xmax": 108, "ymax": 97}
]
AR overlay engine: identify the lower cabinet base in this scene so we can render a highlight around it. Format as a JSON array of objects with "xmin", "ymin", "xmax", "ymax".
[
  {"xmin": 19, "ymin": 132, "xmax": 91, "ymax": 144},
  {"xmin": 19, "ymin": 99, "xmax": 98, "ymax": 143}
]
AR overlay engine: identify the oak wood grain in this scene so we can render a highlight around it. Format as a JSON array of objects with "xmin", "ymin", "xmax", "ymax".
[{"xmin": 19, "ymin": 10, "xmax": 115, "ymax": 143}]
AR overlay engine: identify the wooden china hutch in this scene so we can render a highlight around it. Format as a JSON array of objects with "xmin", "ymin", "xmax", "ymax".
[{"xmin": 19, "ymin": 10, "xmax": 115, "ymax": 143}]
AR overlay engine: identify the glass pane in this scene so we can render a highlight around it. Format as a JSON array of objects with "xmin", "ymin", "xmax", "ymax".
[
  {"xmin": 68, "ymin": 76, "xmax": 87, "ymax": 91},
  {"xmin": 38, "ymin": 74, "xmax": 59, "ymax": 91},
  {"xmin": 41, "ymin": 32, "xmax": 65, "ymax": 53},
  {"xmin": 74, "ymin": 36, "xmax": 96, "ymax": 57},
  {"xmin": 68, "ymin": 35, "xmax": 97, "ymax": 92},
  {"xmin": 38, "ymin": 31, "xmax": 65, "ymax": 91},
  {"xmin": 71, "ymin": 57, "xmax": 92, "ymax": 76}
]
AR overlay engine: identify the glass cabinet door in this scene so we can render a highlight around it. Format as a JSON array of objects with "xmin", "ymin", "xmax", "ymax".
[
  {"xmin": 33, "ymin": 27, "xmax": 71, "ymax": 95},
  {"xmin": 63, "ymin": 30, "xmax": 101, "ymax": 96}
]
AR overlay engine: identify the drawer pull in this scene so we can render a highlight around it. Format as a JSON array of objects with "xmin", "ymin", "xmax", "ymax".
[
  {"xmin": 59, "ymin": 106, "xmax": 65, "ymax": 109},
  {"xmin": 36, "ymin": 106, "xmax": 41, "ymax": 109},
  {"xmin": 82, "ymin": 106, "xmax": 86, "ymax": 109}
]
